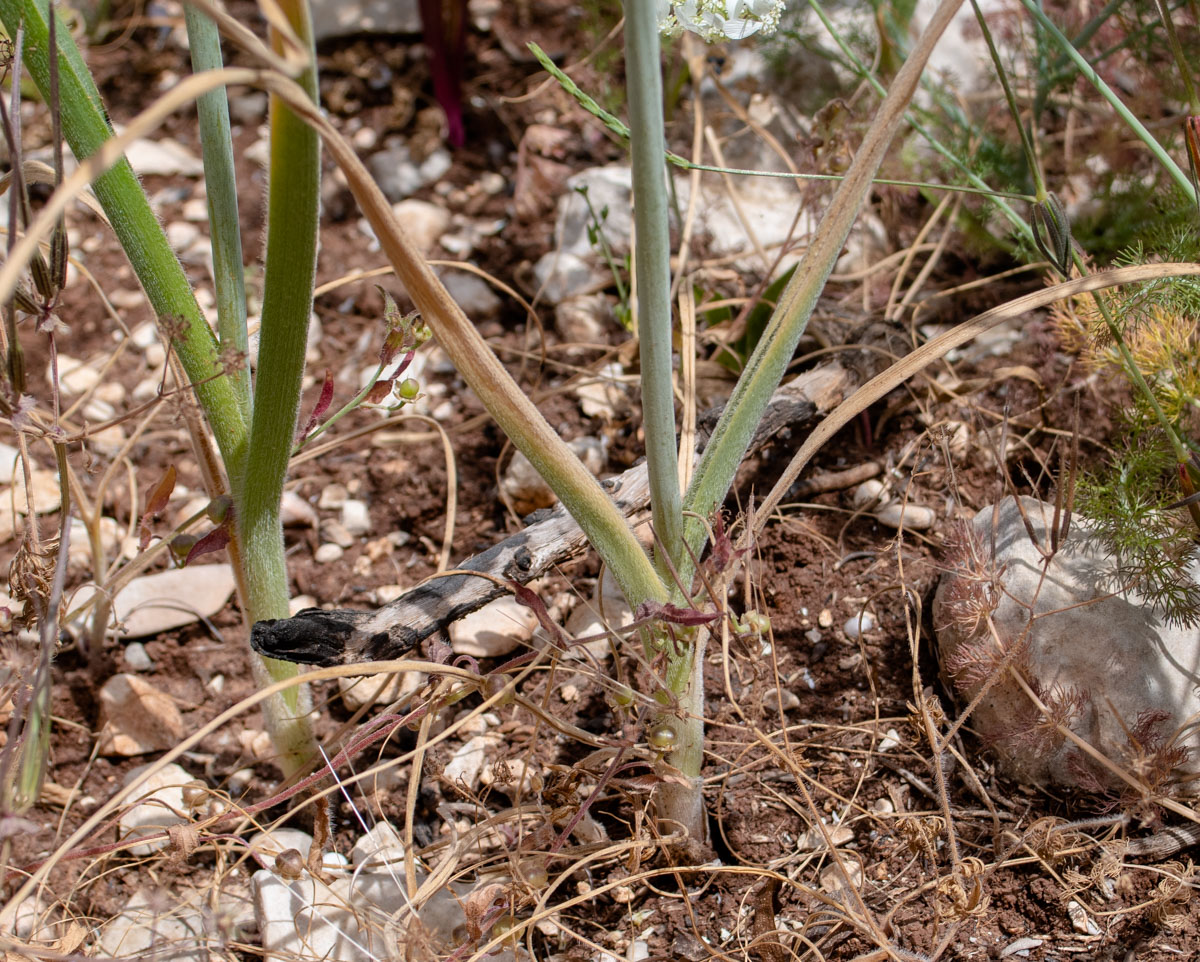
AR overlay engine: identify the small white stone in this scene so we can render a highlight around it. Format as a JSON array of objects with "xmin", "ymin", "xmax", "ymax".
[
  {"xmin": 877, "ymin": 728, "xmax": 901, "ymax": 752},
  {"xmin": 391, "ymin": 198, "xmax": 450, "ymax": 253},
  {"xmin": 72, "ymin": 564, "xmax": 237, "ymax": 638},
  {"xmin": 288, "ymin": 595, "xmax": 318, "ymax": 617},
  {"xmin": 314, "ymin": 543, "xmax": 344, "ymax": 564},
  {"xmin": 10, "ymin": 468, "xmax": 62, "ymax": 515},
  {"xmin": 181, "ymin": 197, "xmax": 209, "ymax": 222},
  {"xmin": 843, "ymin": 611, "xmax": 876, "ymax": 639},
  {"xmin": 118, "ymin": 762, "xmax": 193, "ymax": 855},
  {"xmin": 442, "ymin": 733, "xmax": 503, "ymax": 791},
  {"xmin": 796, "ymin": 823, "xmax": 854, "ymax": 851},
  {"xmin": 144, "ymin": 343, "xmax": 166, "ymax": 368},
  {"xmin": 279, "ymin": 490, "xmax": 317, "ymax": 528},
  {"xmin": 338, "ymin": 669, "xmax": 424, "ymax": 711},
  {"xmin": 320, "ymin": 519, "xmax": 356, "ymax": 549},
  {"xmin": 851, "ymin": 479, "xmax": 885, "ymax": 509},
  {"xmin": 247, "ymin": 827, "xmax": 314, "ymax": 870},
  {"xmin": 875, "ymin": 501, "xmax": 936, "ymax": 530},
  {"xmin": 575, "ymin": 362, "xmax": 626, "ymax": 421},
  {"xmin": 166, "ymin": 221, "xmax": 200, "ymax": 251},
  {"xmin": 340, "ymin": 499, "xmax": 371, "ymax": 536},
  {"xmin": 1066, "ymin": 899, "xmax": 1099, "ymax": 935},
  {"xmin": 123, "ymin": 642, "xmax": 153, "ymax": 672},
  {"xmin": 55, "ymin": 355, "xmax": 101, "ymax": 395},
  {"xmin": 763, "ymin": 687, "xmax": 800, "ymax": 713},
  {"xmin": 318, "ymin": 483, "xmax": 348, "ymax": 510}
]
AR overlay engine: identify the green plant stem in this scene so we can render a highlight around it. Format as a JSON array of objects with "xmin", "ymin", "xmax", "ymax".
[
  {"xmin": 682, "ymin": 0, "xmax": 966, "ymax": 582},
  {"xmin": 1152, "ymin": 0, "xmax": 1200, "ymax": 115},
  {"xmin": 184, "ymin": 3, "xmax": 251, "ymax": 435},
  {"xmin": 0, "ymin": 0, "xmax": 248, "ymax": 466},
  {"xmin": 1017, "ymin": 0, "xmax": 1196, "ymax": 204},
  {"xmin": 623, "ymin": 1, "xmax": 683, "ymax": 582},
  {"xmin": 235, "ymin": 0, "xmax": 321, "ymax": 775},
  {"xmin": 970, "ymin": 0, "xmax": 1045, "ymax": 199}
]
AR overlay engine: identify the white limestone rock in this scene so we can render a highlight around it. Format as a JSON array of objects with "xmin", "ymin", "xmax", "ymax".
[{"xmin": 934, "ymin": 496, "xmax": 1200, "ymax": 794}]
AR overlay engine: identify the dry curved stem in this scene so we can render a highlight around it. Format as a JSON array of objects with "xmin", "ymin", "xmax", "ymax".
[{"xmin": 751, "ymin": 262, "xmax": 1200, "ymax": 537}]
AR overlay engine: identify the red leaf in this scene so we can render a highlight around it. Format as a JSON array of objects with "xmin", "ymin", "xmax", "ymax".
[
  {"xmin": 364, "ymin": 379, "xmax": 395, "ymax": 405},
  {"xmin": 184, "ymin": 522, "xmax": 231, "ymax": 566},
  {"xmin": 297, "ymin": 370, "xmax": 335, "ymax": 444},
  {"xmin": 634, "ymin": 600, "xmax": 720, "ymax": 627},
  {"xmin": 139, "ymin": 464, "xmax": 177, "ymax": 551},
  {"xmin": 509, "ymin": 580, "xmax": 567, "ymax": 647}
]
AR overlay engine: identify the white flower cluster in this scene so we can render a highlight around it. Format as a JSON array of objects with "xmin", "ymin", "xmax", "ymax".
[{"xmin": 657, "ymin": 0, "xmax": 785, "ymax": 42}]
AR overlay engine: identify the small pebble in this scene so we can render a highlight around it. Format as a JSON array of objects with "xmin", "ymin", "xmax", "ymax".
[
  {"xmin": 341, "ymin": 500, "xmax": 371, "ymax": 536},
  {"xmin": 1000, "ymin": 939, "xmax": 1045, "ymax": 958},
  {"xmin": 314, "ymin": 543, "xmax": 344, "ymax": 564},
  {"xmin": 123, "ymin": 642, "xmax": 153, "ymax": 672},
  {"xmin": 851, "ymin": 479, "xmax": 885, "ymax": 508},
  {"xmin": 1066, "ymin": 899, "xmax": 1099, "ymax": 935},
  {"xmin": 818, "ymin": 609, "xmax": 833, "ymax": 628},
  {"xmin": 877, "ymin": 728, "xmax": 901, "ymax": 752},
  {"xmin": 875, "ymin": 501, "xmax": 936, "ymax": 530},
  {"xmin": 844, "ymin": 612, "xmax": 876, "ymax": 638}
]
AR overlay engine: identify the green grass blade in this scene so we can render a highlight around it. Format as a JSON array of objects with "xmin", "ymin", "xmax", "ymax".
[{"xmin": 184, "ymin": 3, "xmax": 252, "ymax": 434}]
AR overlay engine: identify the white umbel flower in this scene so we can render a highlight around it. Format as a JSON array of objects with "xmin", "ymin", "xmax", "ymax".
[{"xmin": 657, "ymin": 0, "xmax": 784, "ymax": 41}]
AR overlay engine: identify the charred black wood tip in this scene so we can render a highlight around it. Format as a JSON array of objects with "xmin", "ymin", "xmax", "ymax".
[{"xmin": 251, "ymin": 607, "xmax": 364, "ymax": 667}]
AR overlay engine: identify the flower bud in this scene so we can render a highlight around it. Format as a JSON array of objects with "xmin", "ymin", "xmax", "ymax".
[{"xmin": 1031, "ymin": 192, "xmax": 1072, "ymax": 277}]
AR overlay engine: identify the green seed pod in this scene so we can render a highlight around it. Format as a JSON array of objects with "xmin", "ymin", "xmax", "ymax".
[
  {"xmin": 648, "ymin": 725, "xmax": 677, "ymax": 750},
  {"xmin": 609, "ymin": 683, "xmax": 635, "ymax": 708},
  {"xmin": 1031, "ymin": 192, "xmax": 1073, "ymax": 277},
  {"xmin": 206, "ymin": 495, "xmax": 232, "ymax": 523},
  {"xmin": 398, "ymin": 378, "xmax": 420, "ymax": 400},
  {"xmin": 169, "ymin": 533, "xmax": 199, "ymax": 564}
]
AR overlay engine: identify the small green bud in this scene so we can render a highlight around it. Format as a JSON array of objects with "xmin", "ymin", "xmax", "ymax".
[
  {"xmin": 609, "ymin": 683, "xmax": 635, "ymax": 708},
  {"xmin": 206, "ymin": 495, "xmax": 232, "ymax": 523},
  {"xmin": 648, "ymin": 725, "xmax": 677, "ymax": 750},
  {"xmin": 1031, "ymin": 192, "xmax": 1073, "ymax": 277},
  {"xmin": 169, "ymin": 533, "xmax": 199, "ymax": 564},
  {"xmin": 398, "ymin": 378, "xmax": 420, "ymax": 400}
]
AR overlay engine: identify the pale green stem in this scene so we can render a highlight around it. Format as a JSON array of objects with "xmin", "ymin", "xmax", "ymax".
[
  {"xmin": 184, "ymin": 3, "xmax": 252, "ymax": 438},
  {"xmin": 623, "ymin": 1, "xmax": 683, "ymax": 583},
  {"xmin": 1017, "ymin": 0, "xmax": 1196, "ymax": 204},
  {"xmin": 236, "ymin": 0, "xmax": 321, "ymax": 775}
]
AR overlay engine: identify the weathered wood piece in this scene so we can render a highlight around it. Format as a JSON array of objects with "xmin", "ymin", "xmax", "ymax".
[{"xmin": 251, "ymin": 363, "xmax": 850, "ymax": 666}]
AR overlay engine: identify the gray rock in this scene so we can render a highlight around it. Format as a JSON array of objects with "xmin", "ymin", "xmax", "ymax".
[
  {"xmin": 123, "ymin": 642, "xmax": 153, "ymax": 672},
  {"xmin": 558, "ymin": 167, "xmax": 634, "ymax": 258},
  {"xmin": 310, "ymin": 0, "xmax": 420, "ymax": 42},
  {"xmin": 441, "ymin": 270, "xmax": 502, "ymax": 320},
  {"xmin": 367, "ymin": 142, "xmax": 423, "ymax": 203},
  {"xmin": 532, "ymin": 251, "xmax": 605, "ymax": 305},
  {"xmin": 934, "ymin": 496, "xmax": 1200, "ymax": 793}
]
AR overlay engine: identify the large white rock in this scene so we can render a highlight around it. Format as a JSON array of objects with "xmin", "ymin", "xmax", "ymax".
[
  {"xmin": 449, "ymin": 596, "xmax": 539, "ymax": 659},
  {"xmin": 100, "ymin": 890, "xmax": 208, "ymax": 962},
  {"xmin": 934, "ymin": 497, "xmax": 1200, "ymax": 794},
  {"xmin": 73, "ymin": 564, "xmax": 237, "ymax": 638}
]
